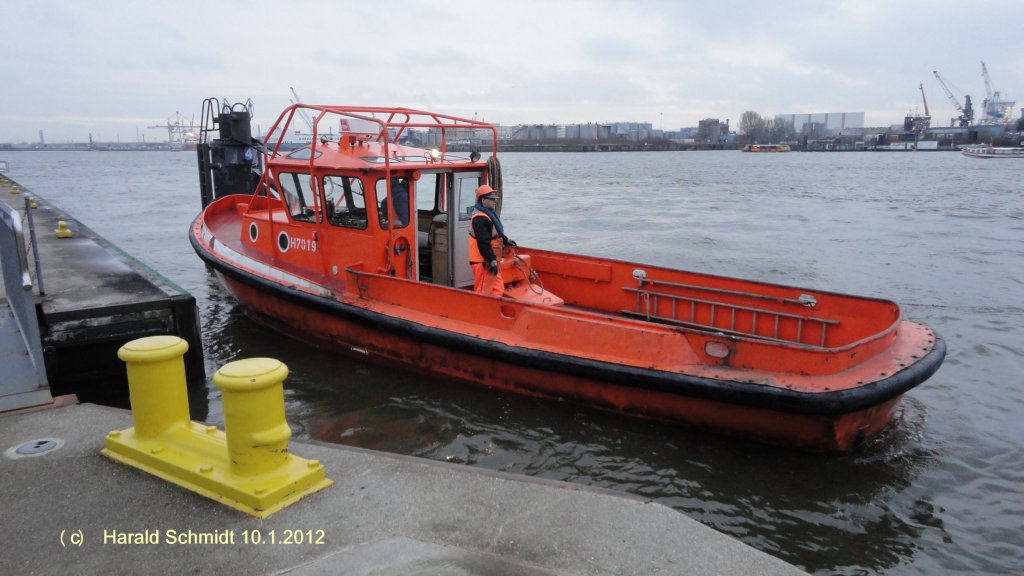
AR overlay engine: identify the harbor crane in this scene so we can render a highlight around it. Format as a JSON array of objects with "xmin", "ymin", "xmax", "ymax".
[
  {"xmin": 981, "ymin": 61, "xmax": 997, "ymax": 108},
  {"xmin": 288, "ymin": 87, "xmax": 343, "ymax": 138},
  {"xmin": 289, "ymin": 87, "xmax": 316, "ymax": 132},
  {"xmin": 980, "ymin": 61, "xmax": 1015, "ymax": 124},
  {"xmin": 904, "ymin": 82, "xmax": 931, "ymax": 133},
  {"xmin": 148, "ymin": 111, "xmax": 200, "ymax": 145},
  {"xmin": 932, "ymin": 70, "xmax": 973, "ymax": 127}
]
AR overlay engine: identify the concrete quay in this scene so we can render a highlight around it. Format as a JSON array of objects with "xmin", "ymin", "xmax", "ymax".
[
  {"xmin": 0, "ymin": 175, "xmax": 204, "ymax": 405},
  {"xmin": 0, "ymin": 402, "xmax": 809, "ymax": 575}
]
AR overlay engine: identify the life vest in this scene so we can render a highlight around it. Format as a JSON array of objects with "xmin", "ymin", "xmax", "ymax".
[{"xmin": 468, "ymin": 211, "xmax": 504, "ymax": 263}]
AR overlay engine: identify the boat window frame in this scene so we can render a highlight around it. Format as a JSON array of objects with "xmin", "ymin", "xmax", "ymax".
[
  {"xmin": 373, "ymin": 177, "xmax": 412, "ymax": 230},
  {"xmin": 321, "ymin": 173, "xmax": 368, "ymax": 230},
  {"xmin": 455, "ymin": 173, "xmax": 481, "ymax": 222},
  {"xmin": 276, "ymin": 171, "xmax": 317, "ymax": 223},
  {"xmin": 415, "ymin": 172, "xmax": 444, "ymax": 214}
]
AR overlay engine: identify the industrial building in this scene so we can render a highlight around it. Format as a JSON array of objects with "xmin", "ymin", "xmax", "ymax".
[{"xmin": 775, "ymin": 112, "xmax": 865, "ymax": 136}]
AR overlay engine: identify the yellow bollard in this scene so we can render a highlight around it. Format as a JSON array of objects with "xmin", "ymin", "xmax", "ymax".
[
  {"xmin": 55, "ymin": 220, "xmax": 73, "ymax": 238},
  {"xmin": 102, "ymin": 336, "xmax": 332, "ymax": 518},
  {"xmin": 117, "ymin": 336, "xmax": 191, "ymax": 439},
  {"xmin": 214, "ymin": 358, "xmax": 292, "ymax": 477},
  {"xmin": 9, "ymin": 185, "xmax": 19, "ymax": 195}
]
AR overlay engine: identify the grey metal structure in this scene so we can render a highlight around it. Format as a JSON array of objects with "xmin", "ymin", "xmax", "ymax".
[{"xmin": 0, "ymin": 201, "xmax": 53, "ymax": 411}]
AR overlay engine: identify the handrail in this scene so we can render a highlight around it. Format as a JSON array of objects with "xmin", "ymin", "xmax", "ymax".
[
  {"xmin": 0, "ymin": 201, "xmax": 51, "ymax": 407},
  {"xmin": 264, "ymin": 103, "xmax": 499, "ymax": 162},
  {"xmin": 260, "ymin": 103, "xmax": 499, "ymax": 275},
  {"xmin": 23, "ymin": 197, "xmax": 44, "ymax": 295},
  {"xmin": 638, "ymin": 277, "xmax": 817, "ymax": 308}
]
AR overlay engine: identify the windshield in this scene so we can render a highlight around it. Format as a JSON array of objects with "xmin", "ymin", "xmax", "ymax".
[{"xmin": 322, "ymin": 175, "xmax": 367, "ymax": 229}]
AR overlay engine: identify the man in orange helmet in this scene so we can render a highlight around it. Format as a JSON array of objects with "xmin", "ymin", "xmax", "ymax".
[{"xmin": 468, "ymin": 184, "xmax": 516, "ymax": 295}]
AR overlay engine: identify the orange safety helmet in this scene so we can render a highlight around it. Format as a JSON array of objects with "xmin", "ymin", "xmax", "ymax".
[{"xmin": 475, "ymin": 184, "xmax": 499, "ymax": 200}]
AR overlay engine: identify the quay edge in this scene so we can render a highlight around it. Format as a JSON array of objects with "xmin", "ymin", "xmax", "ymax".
[
  {"xmin": 0, "ymin": 175, "xmax": 204, "ymax": 407},
  {"xmin": 0, "ymin": 403, "xmax": 810, "ymax": 576}
]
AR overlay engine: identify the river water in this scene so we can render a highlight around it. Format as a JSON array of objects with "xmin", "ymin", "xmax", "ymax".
[{"xmin": 5, "ymin": 149, "xmax": 1021, "ymax": 575}]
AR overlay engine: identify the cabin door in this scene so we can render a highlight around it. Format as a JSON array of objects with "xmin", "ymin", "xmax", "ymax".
[{"xmin": 447, "ymin": 171, "xmax": 482, "ymax": 288}]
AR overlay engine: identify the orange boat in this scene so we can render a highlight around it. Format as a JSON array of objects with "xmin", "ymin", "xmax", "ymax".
[
  {"xmin": 191, "ymin": 99, "xmax": 944, "ymax": 451},
  {"xmin": 742, "ymin": 143, "xmax": 791, "ymax": 152}
]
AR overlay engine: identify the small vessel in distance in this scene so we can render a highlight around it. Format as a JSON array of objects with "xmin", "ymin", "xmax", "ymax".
[
  {"xmin": 961, "ymin": 145, "xmax": 1024, "ymax": 158},
  {"xmin": 191, "ymin": 99, "xmax": 944, "ymax": 452},
  {"xmin": 741, "ymin": 143, "xmax": 791, "ymax": 152}
]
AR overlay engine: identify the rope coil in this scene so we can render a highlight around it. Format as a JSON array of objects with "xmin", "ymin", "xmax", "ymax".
[{"xmin": 510, "ymin": 249, "xmax": 544, "ymax": 295}]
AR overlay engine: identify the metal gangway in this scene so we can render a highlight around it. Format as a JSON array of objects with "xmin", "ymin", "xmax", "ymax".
[{"xmin": 0, "ymin": 188, "xmax": 53, "ymax": 411}]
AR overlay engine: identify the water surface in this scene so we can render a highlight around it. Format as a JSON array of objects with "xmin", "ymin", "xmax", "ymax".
[{"xmin": 7, "ymin": 149, "xmax": 1022, "ymax": 575}]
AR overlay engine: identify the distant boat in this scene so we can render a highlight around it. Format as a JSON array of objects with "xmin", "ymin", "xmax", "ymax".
[
  {"xmin": 741, "ymin": 143, "xmax": 790, "ymax": 152},
  {"xmin": 961, "ymin": 145, "xmax": 1024, "ymax": 158}
]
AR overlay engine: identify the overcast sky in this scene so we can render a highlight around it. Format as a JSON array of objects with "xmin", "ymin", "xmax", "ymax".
[{"xmin": 2, "ymin": 0, "xmax": 1020, "ymax": 143}]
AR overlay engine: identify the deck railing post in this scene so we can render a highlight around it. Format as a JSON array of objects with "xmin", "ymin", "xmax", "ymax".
[{"xmin": 23, "ymin": 196, "xmax": 44, "ymax": 295}]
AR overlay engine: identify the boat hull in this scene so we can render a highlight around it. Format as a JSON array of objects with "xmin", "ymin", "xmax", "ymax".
[
  {"xmin": 194, "ymin": 229, "xmax": 944, "ymax": 452},
  {"xmin": 188, "ymin": 101, "xmax": 945, "ymax": 451}
]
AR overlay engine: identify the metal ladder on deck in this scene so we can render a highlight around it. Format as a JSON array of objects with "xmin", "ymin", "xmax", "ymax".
[{"xmin": 623, "ymin": 275, "xmax": 838, "ymax": 349}]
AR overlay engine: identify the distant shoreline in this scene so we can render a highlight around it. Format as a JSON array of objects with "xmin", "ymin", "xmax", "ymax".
[{"xmin": 1, "ymin": 142, "xmax": 968, "ymax": 154}]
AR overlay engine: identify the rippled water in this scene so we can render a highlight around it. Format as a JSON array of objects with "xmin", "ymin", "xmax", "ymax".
[{"xmin": 6, "ymin": 149, "xmax": 1022, "ymax": 575}]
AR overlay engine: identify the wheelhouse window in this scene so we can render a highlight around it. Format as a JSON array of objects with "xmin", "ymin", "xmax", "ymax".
[
  {"xmin": 456, "ymin": 174, "xmax": 481, "ymax": 221},
  {"xmin": 322, "ymin": 175, "xmax": 367, "ymax": 229},
  {"xmin": 277, "ymin": 172, "xmax": 316, "ymax": 222},
  {"xmin": 416, "ymin": 173, "xmax": 442, "ymax": 213},
  {"xmin": 375, "ymin": 177, "xmax": 411, "ymax": 229}
]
